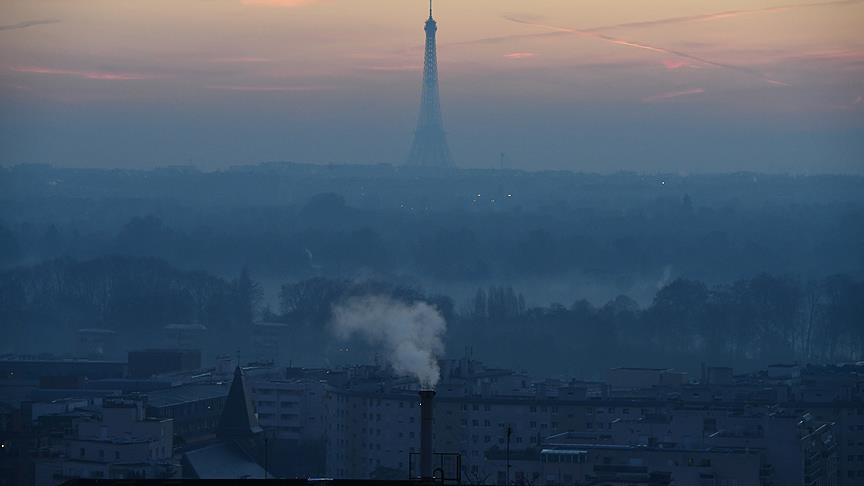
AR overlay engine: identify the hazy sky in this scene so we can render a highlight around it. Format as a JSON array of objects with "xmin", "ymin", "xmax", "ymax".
[{"xmin": 1, "ymin": 0, "xmax": 862, "ymax": 173}]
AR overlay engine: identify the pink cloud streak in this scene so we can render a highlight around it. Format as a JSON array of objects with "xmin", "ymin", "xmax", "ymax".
[
  {"xmin": 642, "ymin": 88, "xmax": 705, "ymax": 103},
  {"xmin": 361, "ymin": 64, "xmax": 422, "ymax": 72},
  {"xmin": 10, "ymin": 66, "xmax": 157, "ymax": 81},
  {"xmin": 663, "ymin": 59, "xmax": 690, "ymax": 70},
  {"xmin": 209, "ymin": 57, "xmax": 272, "ymax": 64},
  {"xmin": 206, "ymin": 84, "xmax": 329, "ymax": 92},
  {"xmin": 504, "ymin": 52, "xmax": 536, "ymax": 60}
]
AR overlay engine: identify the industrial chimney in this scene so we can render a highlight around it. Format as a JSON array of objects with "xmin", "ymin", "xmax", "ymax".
[{"xmin": 419, "ymin": 389, "xmax": 436, "ymax": 480}]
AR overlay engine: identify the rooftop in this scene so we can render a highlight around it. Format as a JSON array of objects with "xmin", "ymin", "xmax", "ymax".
[{"xmin": 145, "ymin": 383, "xmax": 229, "ymax": 408}]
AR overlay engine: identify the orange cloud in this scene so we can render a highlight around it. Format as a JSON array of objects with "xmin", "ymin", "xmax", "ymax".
[
  {"xmin": 642, "ymin": 88, "xmax": 705, "ymax": 103},
  {"xmin": 10, "ymin": 66, "xmax": 157, "ymax": 80}
]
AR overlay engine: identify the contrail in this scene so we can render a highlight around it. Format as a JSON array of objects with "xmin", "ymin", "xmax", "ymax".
[
  {"xmin": 0, "ymin": 19, "xmax": 59, "ymax": 32},
  {"xmin": 451, "ymin": 0, "xmax": 863, "ymax": 47},
  {"xmin": 588, "ymin": 0, "xmax": 864, "ymax": 32},
  {"xmin": 503, "ymin": 16, "xmax": 790, "ymax": 86}
]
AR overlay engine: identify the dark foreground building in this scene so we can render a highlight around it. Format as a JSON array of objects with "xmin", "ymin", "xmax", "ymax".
[{"xmin": 181, "ymin": 367, "xmax": 267, "ymax": 479}]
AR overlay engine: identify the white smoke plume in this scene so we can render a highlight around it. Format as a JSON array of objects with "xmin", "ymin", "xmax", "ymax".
[{"xmin": 331, "ymin": 295, "xmax": 446, "ymax": 388}]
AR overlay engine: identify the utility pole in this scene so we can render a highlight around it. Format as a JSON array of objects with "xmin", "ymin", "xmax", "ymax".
[{"xmin": 506, "ymin": 425, "xmax": 512, "ymax": 485}]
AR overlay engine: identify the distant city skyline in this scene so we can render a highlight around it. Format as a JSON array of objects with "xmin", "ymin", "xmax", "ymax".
[{"xmin": 1, "ymin": 0, "xmax": 862, "ymax": 173}]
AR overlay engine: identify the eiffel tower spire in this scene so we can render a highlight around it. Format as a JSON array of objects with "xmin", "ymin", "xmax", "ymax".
[{"xmin": 406, "ymin": 0, "xmax": 454, "ymax": 167}]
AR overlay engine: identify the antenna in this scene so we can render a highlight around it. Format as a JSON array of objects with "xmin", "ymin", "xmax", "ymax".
[{"xmin": 429, "ymin": 0, "xmax": 433, "ymax": 18}]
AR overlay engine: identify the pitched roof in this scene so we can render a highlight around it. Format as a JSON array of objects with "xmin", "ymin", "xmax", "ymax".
[
  {"xmin": 217, "ymin": 366, "xmax": 262, "ymax": 438},
  {"xmin": 183, "ymin": 441, "xmax": 266, "ymax": 479},
  {"xmin": 145, "ymin": 383, "xmax": 229, "ymax": 408}
]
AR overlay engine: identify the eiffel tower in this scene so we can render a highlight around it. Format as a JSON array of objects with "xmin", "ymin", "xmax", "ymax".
[{"xmin": 406, "ymin": 0, "xmax": 454, "ymax": 167}]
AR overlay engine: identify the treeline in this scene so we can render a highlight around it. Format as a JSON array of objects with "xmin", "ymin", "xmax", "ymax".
[
  {"xmin": 0, "ymin": 256, "xmax": 259, "ymax": 342},
  {"xmin": 2, "ymin": 184, "xmax": 862, "ymax": 284},
  {"xmin": 270, "ymin": 271, "xmax": 864, "ymax": 374},
  {"xmin": 1, "ymin": 256, "xmax": 861, "ymax": 376},
  {"xmin": 454, "ymin": 276, "xmax": 864, "ymax": 376},
  {"xmin": 275, "ymin": 274, "xmax": 864, "ymax": 375}
]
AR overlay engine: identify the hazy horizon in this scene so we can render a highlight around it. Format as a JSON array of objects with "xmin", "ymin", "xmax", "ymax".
[{"xmin": 1, "ymin": 0, "xmax": 862, "ymax": 173}]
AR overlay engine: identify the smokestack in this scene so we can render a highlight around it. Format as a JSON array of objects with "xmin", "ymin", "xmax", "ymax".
[{"xmin": 419, "ymin": 389, "xmax": 435, "ymax": 479}]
